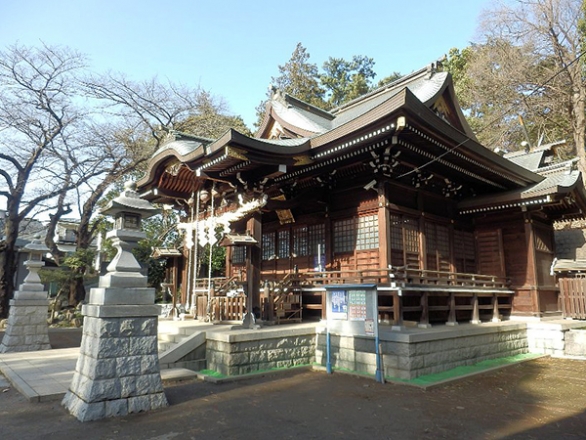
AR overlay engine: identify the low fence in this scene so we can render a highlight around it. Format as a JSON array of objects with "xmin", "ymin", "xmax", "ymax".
[
  {"xmin": 558, "ymin": 275, "xmax": 586, "ymax": 320},
  {"xmin": 196, "ymin": 295, "xmax": 246, "ymax": 322}
]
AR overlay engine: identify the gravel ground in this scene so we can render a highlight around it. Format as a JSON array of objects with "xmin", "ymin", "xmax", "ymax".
[{"xmin": 1, "ymin": 356, "xmax": 586, "ymax": 440}]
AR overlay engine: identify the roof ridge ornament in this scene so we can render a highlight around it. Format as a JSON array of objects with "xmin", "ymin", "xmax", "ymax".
[{"xmin": 426, "ymin": 55, "xmax": 447, "ymax": 79}]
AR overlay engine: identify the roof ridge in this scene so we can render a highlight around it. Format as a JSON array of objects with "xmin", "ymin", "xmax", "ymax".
[
  {"xmin": 273, "ymin": 90, "xmax": 334, "ymax": 120},
  {"xmin": 330, "ymin": 62, "xmax": 441, "ymax": 115}
]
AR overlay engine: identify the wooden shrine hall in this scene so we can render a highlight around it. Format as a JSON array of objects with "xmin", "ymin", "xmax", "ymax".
[{"xmin": 137, "ymin": 62, "xmax": 586, "ymax": 327}]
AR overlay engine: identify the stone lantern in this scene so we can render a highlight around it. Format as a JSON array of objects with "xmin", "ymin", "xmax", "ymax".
[
  {"xmin": 62, "ymin": 181, "xmax": 168, "ymax": 422},
  {"xmin": 95, "ymin": 180, "xmax": 159, "ymax": 291},
  {"xmin": 0, "ymin": 234, "xmax": 51, "ymax": 353}
]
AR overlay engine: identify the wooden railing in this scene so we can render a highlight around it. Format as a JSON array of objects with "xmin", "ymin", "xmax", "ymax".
[
  {"xmin": 193, "ymin": 267, "xmax": 513, "ymax": 326},
  {"xmin": 272, "ymin": 266, "xmax": 513, "ymax": 326},
  {"xmin": 193, "ymin": 277, "xmax": 229, "ymax": 291},
  {"xmin": 297, "ymin": 266, "xmax": 510, "ymax": 291}
]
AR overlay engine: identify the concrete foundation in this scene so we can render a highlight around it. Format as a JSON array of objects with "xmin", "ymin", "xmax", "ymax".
[
  {"xmin": 199, "ymin": 320, "xmax": 586, "ymax": 381},
  {"xmin": 206, "ymin": 323, "xmax": 316, "ymax": 376}
]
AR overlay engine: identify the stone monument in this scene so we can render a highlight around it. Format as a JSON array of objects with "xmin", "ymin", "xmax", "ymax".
[
  {"xmin": 0, "ymin": 235, "xmax": 51, "ymax": 353},
  {"xmin": 62, "ymin": 181, "xmax": 168, "ymax": 422}
]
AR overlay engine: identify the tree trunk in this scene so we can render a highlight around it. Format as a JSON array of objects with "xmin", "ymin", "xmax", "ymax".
[
  {"xmin": 68, "ymin": 269, "xmax": 86, "ymax": 306},
  {"xmin": 0, "ymin": 217, "xmax": 19, "ymax": 319},
  {"xmin": 571, "ymin": 76, "xmax": 586, "ymax": 177}
]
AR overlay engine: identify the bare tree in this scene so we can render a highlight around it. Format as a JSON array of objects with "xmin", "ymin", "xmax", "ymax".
[
  {"xmin": 53, "ymin": 122, "xmax": 154, "ymax": 306},
  {"xmin": 82, "ymin": 73, "xmax": 229, "ymax": 143},
  {"xmin": 0, "ymin": 44, "xmax": 249, "ymax": 316},
  {"xmin": 474, "ymin": 0, "xmax": 586, "ymax": 168},
  {"xmin": 0, "ymin": 43, "xmax": 90, "ymax": 318}
]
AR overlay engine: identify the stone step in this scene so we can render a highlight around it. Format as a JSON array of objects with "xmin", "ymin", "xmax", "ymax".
[
  {"xmin": 160, "ymin": 367, "xmax": 198, "ymax": 383},
  {"xmin": 157, "ymin": 320, "xmax": 206, "ymax": 358}
]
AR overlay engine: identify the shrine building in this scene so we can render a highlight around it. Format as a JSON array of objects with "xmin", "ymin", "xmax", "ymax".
[{"xmin": 137, "ymin": 62, "xmax": 586, "ymax": 328}]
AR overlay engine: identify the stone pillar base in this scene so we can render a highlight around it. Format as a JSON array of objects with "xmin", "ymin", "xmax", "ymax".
[
  {"xmin": 62, "ymin": 314, "xmax": 168, "ymax": 422},
  {"xmin": 0, "ymin": 298, "xmax": 50, "ymax": 353}
]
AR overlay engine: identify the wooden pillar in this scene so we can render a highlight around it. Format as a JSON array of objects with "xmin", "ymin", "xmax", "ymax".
[
  {"xmin": 247, "ymin": 213, "xmax": 262, "ymax": 312},
  {"xmin": 492, "ymin": 293, "xmax": 501, "ymax": 322},
  {"xmin": 470, "ymin": 293, "xmax": 480, "ymax": 324},
  {"xmin": 524, "ymin": 214, "xmax": 541, "ymax": 315},
  {"xmin": 377, "ymin": 181, "xmax": 391, "ymax": 271},
  {"xmin": 392, "ymin": 291, "xmax": 404, "ymax": 330},
  {"xmin": 418, "ymin": 292, "xmax": 431, "ymax": 328},
  {"xmin": 446, "ymin": 292, "xmax": 458, "ymax": 326}
]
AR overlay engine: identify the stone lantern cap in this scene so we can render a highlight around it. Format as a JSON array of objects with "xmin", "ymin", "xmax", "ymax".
[
  {"xmin": 101, "ymin": 181, "xmax": 159, "ymax": 219},
  {"xmin": 24, "ymin": 234, "xmax": 49, "ymax": 259}
]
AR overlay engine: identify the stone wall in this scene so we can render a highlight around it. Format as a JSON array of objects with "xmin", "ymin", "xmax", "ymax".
[
  {"xmin": 526, "ymin": 321, "xmax": 586, "ymax": 357},
  {"xmin": 199, "ymin": 320, "xmax": 586, "ymax": 381},
  {"xmin": 316, "ymin": 322, "xmax": 530, "ymax": 380},
  {"xmin": 565, "ymin": 329, "xmax": 586, "ymax": 356},
  {"xmin": 206, "ymin": 324, "xmax": 316, "ymax": 376}
]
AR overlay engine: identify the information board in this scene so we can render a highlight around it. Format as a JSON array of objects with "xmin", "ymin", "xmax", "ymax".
[
  {"xmin": 324, "ymin": 284, "xmax": 383, "ymax": 382},
  {"xmin": 325, "ymin": 284, "xmax": 377, "ymax": 337}
]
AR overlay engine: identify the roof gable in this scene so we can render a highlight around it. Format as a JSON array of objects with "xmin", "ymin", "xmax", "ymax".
[{"xmin": 257, "ymin": 63, "xmax": 476, "ymax": 141}]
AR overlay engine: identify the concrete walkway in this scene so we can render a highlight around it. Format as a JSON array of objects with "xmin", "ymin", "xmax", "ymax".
[
  {"xmin": 0, "ymin": 347, "xmax": 79, "ymax": 402},
  {"xmin": 0, "ymin": 320, "xmax": 215, "ymax": 402},
  {"xmin": 0, "ymin": 347, "xmax": 201, "ymax": 402}
]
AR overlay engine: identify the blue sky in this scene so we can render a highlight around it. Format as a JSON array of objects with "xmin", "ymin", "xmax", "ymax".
[{"xmin": 1, "ymin": 0, "xmax": 494, "ymax": 129}]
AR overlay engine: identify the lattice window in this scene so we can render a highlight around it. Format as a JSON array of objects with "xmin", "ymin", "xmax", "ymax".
[
  {"xmin": 390, "ymin": 214, "xmax": 403, "ymax": 250},
  {"xmin": 432, "ymin": 224, "xmax": 450, "ymax": 257},
  {"xmin": 308, "ymin": 224, "xmax": 325, "ymax": 256},
  {"xmin": 262, "ymin": 232, "xmax": 275, "ymax": 260},
  {"xmin": 334, "ymin": 215, "xmax": 378, "ymax": 253},
  {"xmin": 425, "ymin": 223, "xmax": 437, "ymax": 253},
  {"xmin": 232, "ymin": 246, "xmax": 246, "ymax": 264},
  {"xmin": 357, "ymin": 215, "xmax": 378, "ymax": 250},
  {"xmin": 278, "ymin": 229, "xmax": 290, "ymax": 259},
  {"xmin": 391, "ymin": 215, "xmax": 419, "ymax": 253},
  {"xmin": 334, "ymin": 218, "xmax": 356, "ymax": 253},
  {"xmin": 390, "ymin": 214, "xmax": 420, "ymax": 268},
  {"xmin": 293, "ymin": 226, "xmax": 308, "ymax": 257},
  {"xmin": 404, "ymin": 225, "xmax": 419, "ymax": 253},
  {"xmin": 455, "ymin": 230, "xmax": 475, "ymax": 260}
]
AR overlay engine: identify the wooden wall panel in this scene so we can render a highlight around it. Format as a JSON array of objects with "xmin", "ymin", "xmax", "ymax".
[
  {"xmin": 475, "ymin": 230, "xmax": 505, "ymax": 277},
  {"xmin": 502, "ymin": 226, "xmax": 529, "ymax": 286}
]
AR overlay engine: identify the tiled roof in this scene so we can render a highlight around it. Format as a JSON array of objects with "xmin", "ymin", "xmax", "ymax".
[
  {"xmin": 505, "ymin": 150, "xmax": 545, "ymax": 171},
  {"xmin": 519, "ymin": 169, "xmax": 580, "ymax": 197},
  {"xmin": 152, "ymin": 132, "xmax": 214, "ymax": 158},
  {"xmin": 331, "ymin": 71, "xmax": 447, "ymax": 128},
  {"xmin": 552, "ymin": 258, "xmax": 586, "ymax": 272},
  {"xmin": 458, "ymin": 169, "xmax": 582, "ymax": 213},
  {"xmin": 267, "ymin": 68, "xmax": 449, "ymax": 133},
  {"xmin": 271, "ymin": 98, "xmax": 332, "ymax": 134}
]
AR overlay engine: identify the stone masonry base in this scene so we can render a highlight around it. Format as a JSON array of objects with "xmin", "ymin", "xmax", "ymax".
[
  {"xmin": 316, "ymin": 322, "xmax": 530, "ymax": 380},
  {"xmin": 0, "ymin": 299, "xmax": 50, "ymax": 353},
  {"xmin": 180, "ymin": 319, "xmax": 586, "ymax": 383},
  {"xmin": 62, "ymin": 316, "xmax": 168, "ymax": 422},
  {"xmin": 206, "ymin": 323, "xmax": 317, "ymax": 376}
]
